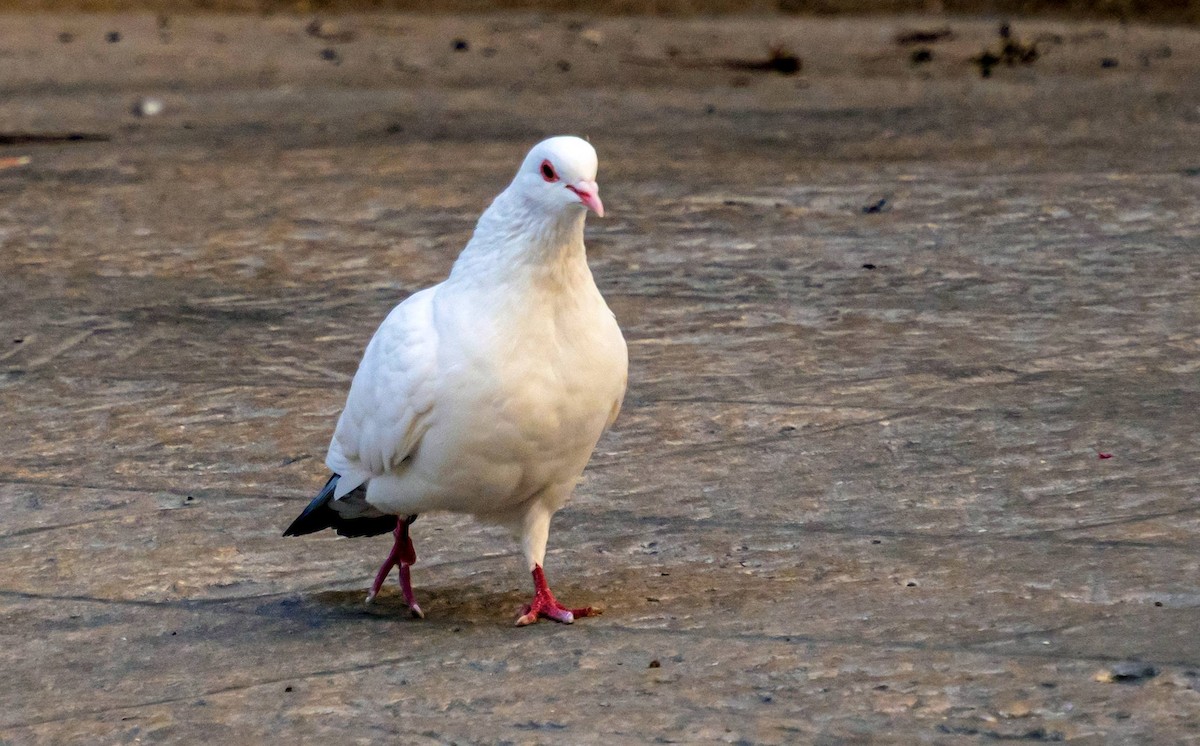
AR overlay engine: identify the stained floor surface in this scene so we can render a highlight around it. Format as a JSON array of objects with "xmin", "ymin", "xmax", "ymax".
[{"xmin": 1, "ymin": 12, "xmax": 1199, "ymax": 744}]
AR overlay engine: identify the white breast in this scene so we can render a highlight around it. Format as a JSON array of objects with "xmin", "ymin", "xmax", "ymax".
[{"xmin": 364, "ymin": 269, "xmax": 627, "ymax": 519}]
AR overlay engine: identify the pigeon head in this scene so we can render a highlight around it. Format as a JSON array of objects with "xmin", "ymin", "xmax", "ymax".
[{"xmin": 512, "ymin": 136, "xmax": 604, "ymax": 219}]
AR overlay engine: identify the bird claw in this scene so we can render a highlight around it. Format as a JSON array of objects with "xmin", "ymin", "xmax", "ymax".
[
  {"xmin": 363, "ymin": 591, "xmax": 423, "ymax": 619},
  {"xmin": 515, "ymin": 600, "xmax": 597, "ymax": 626},
  {"xmin": 516, "ymin": 564, "xmax": 598, "ymax": 626}
]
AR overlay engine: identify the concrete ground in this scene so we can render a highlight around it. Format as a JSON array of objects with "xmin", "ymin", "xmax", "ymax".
[{"xmin": 1, "ymin": 11, "xmax": 1199, "ymax": 744}]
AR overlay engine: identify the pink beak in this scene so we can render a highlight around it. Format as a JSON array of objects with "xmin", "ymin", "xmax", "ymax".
[{"xmin": 566, "ymin": 180, "xmax": 604, "ymax": 217}]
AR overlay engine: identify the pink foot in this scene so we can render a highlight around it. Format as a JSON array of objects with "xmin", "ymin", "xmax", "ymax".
[
  {"xmin": 365, "ymin": 516, "xmax": 424, "ymax": 618},
  {"xmin": 515, "ymin": 565, "xmax": 599, "ymax": 626}
]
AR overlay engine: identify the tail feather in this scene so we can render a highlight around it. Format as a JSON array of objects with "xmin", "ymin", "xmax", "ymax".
[{"xmin": 283, "ymin": 474, "xmax": 397, "ymax": 538}]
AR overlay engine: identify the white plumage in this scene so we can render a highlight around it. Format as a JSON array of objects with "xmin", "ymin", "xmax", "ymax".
[{"xmin": 285, "ymin": 136, "xmax": 627, "ymax": 626}]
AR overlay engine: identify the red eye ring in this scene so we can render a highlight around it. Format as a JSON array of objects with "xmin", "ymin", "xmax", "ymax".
[{"xmin": 540, "ymin": 159, "xmax": 559, "ymax": 182}]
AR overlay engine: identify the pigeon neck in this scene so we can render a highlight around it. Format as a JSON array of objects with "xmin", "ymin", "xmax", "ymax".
[{"xmin": 451, "ymin": 191, "xmax": 589, "ymax": 285}]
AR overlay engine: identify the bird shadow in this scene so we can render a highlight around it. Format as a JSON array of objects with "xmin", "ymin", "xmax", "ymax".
[{"xmin": 300, "ymin": 583, "xmax": 548, "ymax": 626}]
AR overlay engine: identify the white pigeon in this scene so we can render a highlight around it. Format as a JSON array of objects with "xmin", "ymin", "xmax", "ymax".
[{"xmin": 285, "ymin": 136, "xmax": 628, "ymax": 626}]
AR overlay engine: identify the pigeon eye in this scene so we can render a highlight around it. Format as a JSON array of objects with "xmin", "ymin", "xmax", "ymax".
[{"xmin": 540, "ymin": 160, "xmax": 559, "ymax": 182}]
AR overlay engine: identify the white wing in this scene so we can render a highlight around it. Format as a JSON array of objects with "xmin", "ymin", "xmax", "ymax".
[{"xmin": 325, "ymin": 286, "xmax": 439, "ymax": 499}]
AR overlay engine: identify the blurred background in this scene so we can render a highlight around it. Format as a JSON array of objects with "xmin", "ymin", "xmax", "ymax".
[{"xmin": 0, "ymin": 0, "xmax": 1198, "ymax": 23}]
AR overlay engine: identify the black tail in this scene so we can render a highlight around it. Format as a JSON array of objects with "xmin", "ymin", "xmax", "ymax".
[{"xmin": 283, "ymin": 474, "xmax": 397, "ymax": 538}]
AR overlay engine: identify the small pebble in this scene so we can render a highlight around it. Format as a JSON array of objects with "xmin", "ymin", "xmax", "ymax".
[
  {"xmin": 998, "ymin": 700, "xmax": 1033, "ymax": 718},
  {"xmin": 306, "ymin": 19, "xmax": 355, "ymax": 43},
  {"xmin": 133, "ymin": 97, "xmax": 165, "ymax": 117},
  {"xmin": 1095, "ymin": 662, "xmax": 1158, "ymax": 684}
]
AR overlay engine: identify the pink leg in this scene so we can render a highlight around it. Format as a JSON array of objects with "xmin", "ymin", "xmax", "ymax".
[
  {"xmin": 515, "ymin": 564, "xmax": 598, "ymax": 626},
  {"xmin": 365, "ymin": 516, "xmax": 423, "ymax": 618},
  {"xmin": 397, "ymin": 561, "xmax": 422, "ymax": 618}
]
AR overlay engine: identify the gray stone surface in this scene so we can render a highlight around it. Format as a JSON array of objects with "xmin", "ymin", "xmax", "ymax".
[{"xmin": 1, "ymin": 11, "xmax": 1199, "ymax": 744}]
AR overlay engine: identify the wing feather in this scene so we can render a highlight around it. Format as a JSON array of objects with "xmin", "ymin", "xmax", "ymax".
[{"xmin": 325, "ymin": 286, "xmax": 439, "ymax": 499}]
